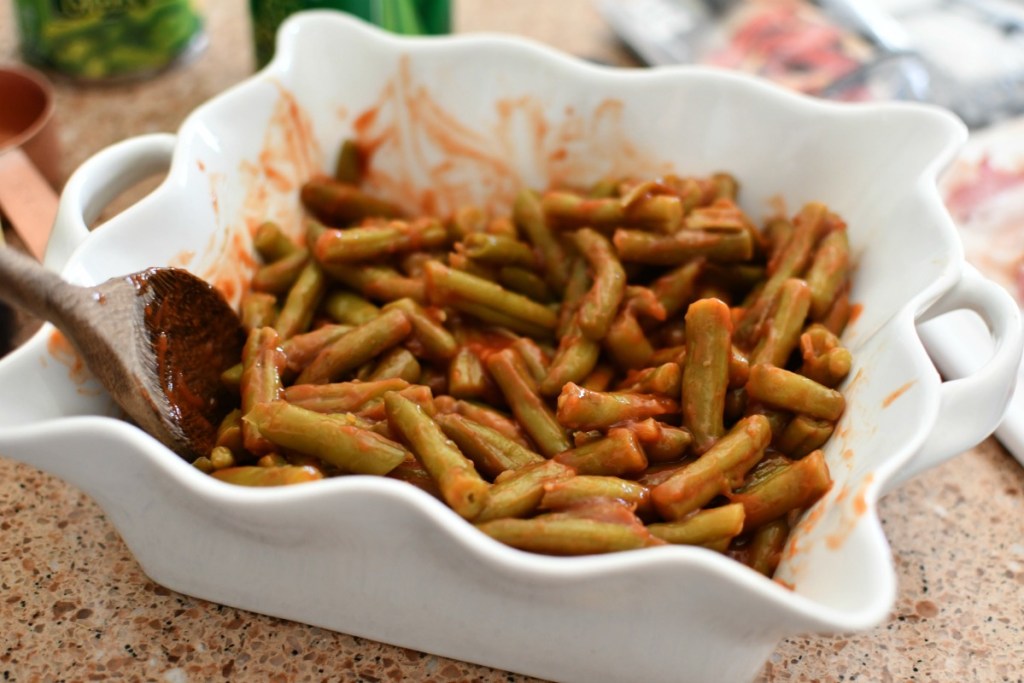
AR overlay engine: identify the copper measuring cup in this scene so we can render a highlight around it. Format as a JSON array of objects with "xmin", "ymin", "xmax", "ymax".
[{"xmin": 0, "ymin": 64, "xmax": 61, "ymax": 261}]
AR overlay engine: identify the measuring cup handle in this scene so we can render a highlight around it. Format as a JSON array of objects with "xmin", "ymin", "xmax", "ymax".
[
  {"xmin": 888, "ymin": 263, "xmax": 1024, "ymax": 490},
  {"xmin": 43, "ymin": 133, "xmax": 177, "ymax": 272}
]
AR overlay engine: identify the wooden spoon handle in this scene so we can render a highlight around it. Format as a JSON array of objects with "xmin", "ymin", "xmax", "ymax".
[{"xmin": 0, "ymin": 245, "xmax": 91, "ymax": 330}]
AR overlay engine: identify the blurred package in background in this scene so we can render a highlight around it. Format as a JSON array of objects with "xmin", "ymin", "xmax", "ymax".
[
  {"xmin": 599, "ymin": 0, "xmax": 1024, "ymax": 128},
  {"xmin": 12, "ymin": 0, "xmax": 206, "ymax": 83},
  {"xmin": 250, "ymin": 0, "xmax": 451, "ymax": 68}
]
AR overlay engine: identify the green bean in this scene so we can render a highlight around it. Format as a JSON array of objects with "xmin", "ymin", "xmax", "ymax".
[
  {"xmin": 512, "ymin": 189, "xmax": 571, "ymax": 296},
  {"xmin": 552, "ymin": 428, "xmax": 648, "ymax": 477},
  {"xmin": 315, "ymin": 218, "xmax": 449, "ymax": 264},
  {"xmin": 239, "ymin": 291, "xmax": 278, "ymax": 332},
  {"xmin": 556, "ymin": 383, "xmax": 678, "ymax": 431},
  {"xmin": 618, "ymin": 363, "xmax": 682, "ymax": 397},
  {"xmin": 682, "ymin": 298, "xmax": 733, "ymax": 453},
  {"xmin": 323, "ymin": 291, "xmax": 380, "ymax": 326},
  {"xmin": 775, "ymin": 414, "xmax": 834, "ymax": 459},
  {"xmin": 384, "ymin": 391, "xmax": 490, "ymax": 520},
  {"xmin": 386, "ymin": 456, "xmax": 443, "ymax": 499},
  {"xmin": 240, "ymin": 327, "xmax": 286, "ymax": 454},
  {"xmin": 215, "ymin": 409, "xmax": 244, "ymax": 456},
  {"xmin": 650, "ymin": 260, "xmax": 704, "ymax": 320},
  {"xmin": 212, "ymin": 465, "xmax": 324, "ymax": 487},
  {"xmin": 622, "ymin": 417, "xmax": 692, "ymax": 463},
  {"xmin": 650, "ymin": 414, "xmax": 771, "ymax": 521},
  {"xmin": 805, "ymin": 228, "xmax": 850, "ymax": 321},
  {"xmin": 424, "ymin": 261, "xmax": 558, "ymax": 335},
  {"xmin": 209, "ymin": 445, "xmax": 237, "ymax": 471},
  {"xmin": 448, "ymin": 399, "xmax": 534, "ymax": 449},
  {"xmin": 647, "ymin": 503, "xmax": 745, "ymax": 550},
  {"xmin": 538, "ymin": 317, "xmax": 600, "ymax": 396},
  {"xmin": 613, "ymin": 229, "xmax": 753, "ymax": 265},
  {"xmin": 334, "ymin": 139, "xmax": 362, "ymax": 184},
  {"xmin": 575, "ymin": 228, "xmax": 627, "ymax": 340},
  {"xmin": 542, "ymin": 191, "xmax": 682, "ymax": 234},
  {"xmin": 473, "ymin": 460, "xmax": 575, "ymax": 523},
  {"xmin": 539, "ymin": 475, "xmax": 655, "ymax": 520},
  {"xmin": 283, "ymin": 378, "xmax": 411, "ymax": 413},
  {"xmin": 799, "ymin": 323, "xmax": 852, "ymax": 388},
  {"xmin": 509, "ymin": 338, "xmax": 550, "ymax": 384},
  {"xmin": 750, "ymin": 278, "xmax": 811, "ymax": 368},
  {"xmin": 733, "ymin": 450, "xmax": 831, "ymax": 531},
  {"xmin": 447, "ymin": 346, "xmax": 493, "ymax": 401},
  {"xmin": 462, "ymin": 233, "xmax": 536, "ymax": 268},
  {"xmin": 476, "ymin": 508, "xmax": 664, "ymax": 555},
  {"xmin": 245, "ymin": 401, "xmax": 408, "ymax": 475},
  {"xmin": 436, "ymin": 413, "xmax": 545, "ymax": 479},
  {"xmin": 279, "ymin": 324, "xmax": 353, "ymax": 375},
  {"xmin": 253, "ymin": 221, "xmax": 301, "ymax": 262},
  {"xmin": 383, "ymin": 298, "xmax": 458, "ymax": 360},
  {"xmin": 274, "ymin": 260, "xmax": 326, "ymax": 340},
  {"xmin": 486, "ymin": 349, "xmax": 570, "ymax": 457},
  {"xmin": 746, "ymin": 364, "xmax": 845, "ymax": 421},
  {"xmin": 301, "ymin": 177, "xmax": 404, "ymax": 225},
  {"xmin": 296, "ymin": 308, "xmax": 412, "ymax": 385},
  {"xmin": 557, "ymin": 257, "xmax": 591, "ymax": 337},
  {"xmin": 747, "ymin": 518, "xmax": 789, "ymax": 576},
  {"xmin": 323, "ymin": 263, "xmax": 426, "ymax": 304},
  {"xmin": 498, "ymin": 267, "xmax": 553, "ymax": 303},
  {"xmin": 367, "ymin": 347, "xmax": 422, "ymax": 382}
]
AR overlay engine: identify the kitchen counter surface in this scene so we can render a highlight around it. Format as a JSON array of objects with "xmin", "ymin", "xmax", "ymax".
[{"xmin": 1, "ymin": 1, "xmax": 1022, "ymax": 681}]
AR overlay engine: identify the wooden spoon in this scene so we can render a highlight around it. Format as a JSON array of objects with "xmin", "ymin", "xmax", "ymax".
[{"xmin": 0, "ymin": 246, "xmax": 245, "ymax": 461}]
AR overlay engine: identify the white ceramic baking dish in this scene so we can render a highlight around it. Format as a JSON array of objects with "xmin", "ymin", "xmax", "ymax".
[{"xmin": 1, "ymin": 12, "xmax": 1021, "ymax": 683}]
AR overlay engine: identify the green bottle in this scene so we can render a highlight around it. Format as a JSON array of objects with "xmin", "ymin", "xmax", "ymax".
[
  {"xmin": 13, "ymin": 0, "xmax": 206, "ymax": 82},
  {"xmin": 250, "ymin": 0, "xmax": 451, "ymax": 68}
]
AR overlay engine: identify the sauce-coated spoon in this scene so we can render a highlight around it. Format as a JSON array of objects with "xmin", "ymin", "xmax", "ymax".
[{"xmin": 0, "ymin": 246, "xmax": 245, "ymax": 461}]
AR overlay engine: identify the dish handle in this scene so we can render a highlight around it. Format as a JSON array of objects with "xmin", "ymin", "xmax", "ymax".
[
  {"xmin": 889, "ymin": 264, "xmax": 1023, "ymax": 490},
  {"xmin": 43, "ymin": 133, "xmax": 177, "ymax": 272}
]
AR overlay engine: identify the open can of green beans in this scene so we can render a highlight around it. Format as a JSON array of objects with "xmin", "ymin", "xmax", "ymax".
[
  {"xmin": 250, "ymin": 0, "xmax": 451, "ymax": 68},
  {"xmin": 13, "ymin": 1, "xmax": 206, "ymax": 83}
]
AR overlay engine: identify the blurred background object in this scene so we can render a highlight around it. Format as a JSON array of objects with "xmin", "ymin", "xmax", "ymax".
[
  {"xmin": 12, "ymin": 0, "xmax": 206, "ymax": 82},
  {"xmin": 599, "ymin": 0, "xmax": 1024, "ymax": 128},
  {"xmin": 250, "ymin": 0, "xmax": 451, "ymax": 67}
]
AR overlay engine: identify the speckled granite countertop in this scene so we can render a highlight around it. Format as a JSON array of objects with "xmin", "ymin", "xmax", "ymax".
[{"xmin": 1, "ymin": 1, "xmax": 1022, "ymax": 681}]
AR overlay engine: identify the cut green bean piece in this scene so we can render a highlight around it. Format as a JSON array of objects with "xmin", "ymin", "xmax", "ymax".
[
  {"xmin": 682, "ymin": 298, "xmax": 732, "ymax": 453},
  {"xmin": 651, "ymin": 415, "xmax": 771, "ymax": 521},
  {"xmin": 462, "ymin": 233, "xmax": 536, "ymax": 268},
  {"xmin": 486, "ymin": 349, "xmax": 570, "ymax": 457},
  {"xmin": 424, "ymin": 261, "xmax": 558, "ymax": 335},
  {"xmin": 383, "ymin": 298, "xmax": 458, "ymax": 360},
  {"xmin": 623, "ymin": 417, "xmax": 692, "ymax": 463},
  {"xmin": 323, "ymin": 291, "xmax": 380, "ymax": 326},
  {"xmin": 750, "ymin": 278, "xmax": 811, "ymax": 368},
  {"xmin": 368, "ymin": 347, "xmax": 422, "ymax": 382},
  {"xmin": 280, "ymin": 324, "xmax": 353, "ymax": 375},
  {"xmin": 575, "ymin": 228, "xmax": 627, "ymax": 341},
  {"xmin": 334, "ymin": 139, "xmax": 362, "ymax": 184},
  {"xmin": 614, "ymin": 229, "xmax": 753, "ymax": 265},
  {"xmin": 323, "ymin": 263, "xmax": 426, "ymax": 304},
  {"xmin": 274, "ymin": 260, "xmax": 326, "ymax": 340},
  {"xmin": 805, "ymin": 228, "xmax": 850, "ymax": 321},
  {"xmin": 650, "ymin": 260, "xmax": 704, "ymax": 319},
  {"xmin": 476, "ymin": 514, "xmax": 663, "ymax": 555},
  {"xmin": 296, "ymin": 308, "xmax": 412, "ymax": 384},
  {"xmin": 283, "ymin": 378, "xmax": 410, "ymax": 413},
  {"xmin": 499, "ymin": 267, "xmax": 553, "ymax": 303},
  {"xmin": 540, "ymin": 475, "xmax": 655, "ymax": 519},
  {"xmin": 552, "ymin": 428, "xmax": 648, "ymax": 477},
  {"xmin": 437, "ymin": 413, "xmax": 545, "ymax": 479},
  {"xmin": 245, "ymin": 401, "xmax": 407, "ymax": 475},
  {"xmin": 315, "ymin": 218, "xmax": 449, "ymax": 264},
  {"xmin": 746, "ymin": 364, "xmax": 845, "ymax": 421},
  {"xmin": 647, "ymin": 503, "xmax": 745, "ymax": 549},
  {"xmin": 733, "ymin": 449, "xmax": 832, "ymax": 531},
  {"xmin": 474, "ymin": 460, "xmax": 575, "ymax": 523},
  {"xmin": 542, "ymin": 191, "xmax": 682, "ymax": 234},
  {"xmin": 254, "ymin": 221, "xmax": 301, "ymax": 262},
  {"xmin": 748, "ymin": 518, "xmax": 789, "ymax": 577},
  {"xmin": 513, "ymin": 189, "xmax": 570, "ymax": 293},
  {"xmin": 301, "ymin": 176, "xmax": 404, "ymax": 225},
  {"xmin": 240, "ymin": 327, "xmax": 286, "ymax": 454},
  {"xmin": 252, "ymin": 248, "xmax": 309, "ymax": 295},
  {"xmin": 539, "ymin": 318, "xmax": 600, "ymax": 396},
  {"xmin": 556, "ymin": 383, "xmax": 678, "ymax": 431},
  {"xmin": 384, "ymin": 391, "xmax": 490, "ymax": 520},
  {"xmin": 240, "ymin": 291, "xmax": 278, "ymax": 332}
]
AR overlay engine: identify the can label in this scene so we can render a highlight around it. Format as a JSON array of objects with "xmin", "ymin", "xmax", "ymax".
[
  {"xmin": 14, "ymin": 0, "xmax": 205, "ymax": 81},
  {"xmin": 250, "ymin": 0, "xmax": 451, "ymax": 68}
]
